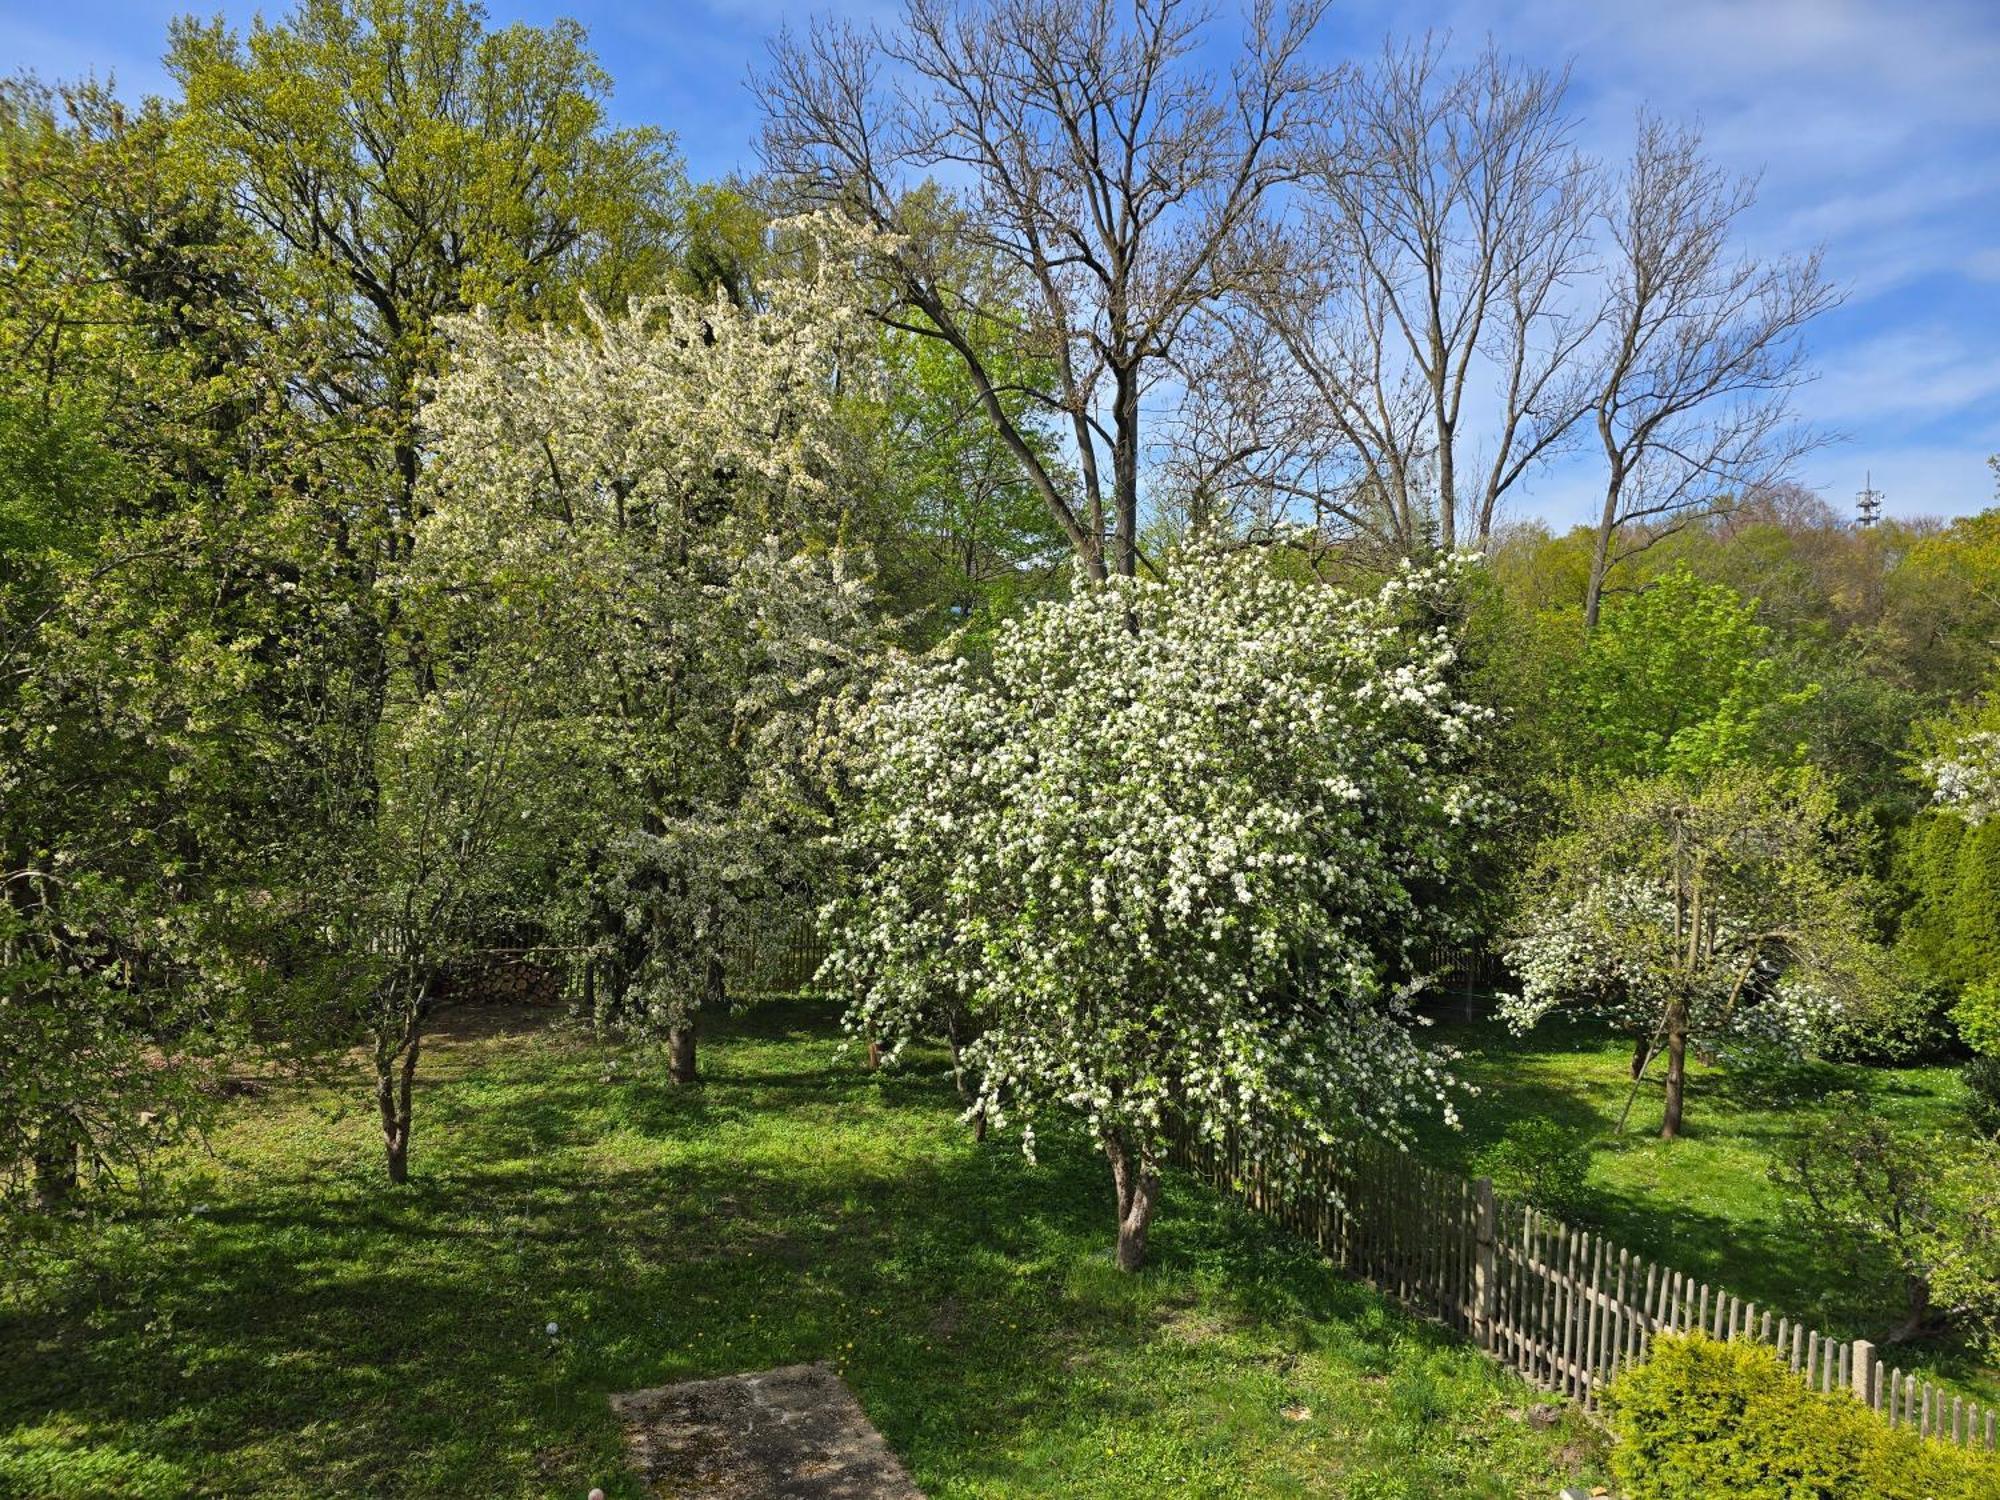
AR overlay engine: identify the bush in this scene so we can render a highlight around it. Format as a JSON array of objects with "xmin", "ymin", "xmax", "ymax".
[
  {"xmin": 1825, "ymin": 980, "xmax": 1953, "ymax": 1063},
  {"xmin": 1965, "ymin": 1055, "xmax": 2000, "ymax": 1137},
  {"xmin": 1606, "ymin": 1332, "xmax": 2000, "ymax": 1500},
  {"xmin": 1475, "ymin": 1118, "xmax": 1592, "ymax": 1220},
  {"xmin": 1952, "ymin": 977, "xmax": 2000, "ymax": 1057}
]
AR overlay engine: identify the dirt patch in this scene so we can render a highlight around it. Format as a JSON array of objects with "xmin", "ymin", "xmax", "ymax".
[
  {"xmin": 611, "ymin": 1363, "xmax": 926, "ymax": 1499},
  {"xmin": 1157, "ymin": 1303, "xmax": 1244, "ymax": 1346},
  {"xmin": 423, "ymin": 998, "xmax": 559, "ymax": 1046}
]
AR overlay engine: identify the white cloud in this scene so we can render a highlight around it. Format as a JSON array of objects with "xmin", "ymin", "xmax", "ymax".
[
  {"xmin": 1336, "ymin": 0, "xmax": 2000, "ymax": 525},
  {"xmin": 1805, "ymin": 328, "xmax": 2000, "ymax": 426}
]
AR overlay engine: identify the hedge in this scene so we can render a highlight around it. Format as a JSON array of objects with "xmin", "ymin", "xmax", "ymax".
[{"xmin": 1604, "ymin": 1333, "xmax": 2000, "ymax": 1500}]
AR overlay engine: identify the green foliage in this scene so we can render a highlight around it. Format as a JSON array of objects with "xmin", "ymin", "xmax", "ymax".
[
  {"xmin": 1505, "ymin": 768, "xmax": 1892, "ymax": 1137},
  {"xmin": 1874, "ymin": 507, "xmax": 2000, "ymax": 704},
  {"xmin": 854, "ymin": 299, "xmax": 1070, "ymax": 651},
  {"xmin": 1772, "ymin": 1101, "xmax": 2000, "ymax": 1350},
  {"xmin": 1895, "ymin": 813, "xmax": 2000, "ymax": 998},
  {"xmin": 1473, "ymin": 1119, "xmax": 1592, "ymax": 1220},
  {"xmin": 1963, "ymin": 1056, "xmax": 2000, "ymax": 1137},
  {"xmin": 1950, "ymin": 828, "xmax": 2000, "ymax": 984},
  {"xmin": 160, "ymin": 0, "xmax": 691, "ymax": 627},
  {"xmin": 1954, "ymin": 979, "xmax": 2000, "ymax": 1058},
  {"xmin": 1555, "ymin": 566, "xmax": 1817, "ymax": 780},
  {"xmin": 167, "ymin": 0, "xmax": 685, "ymax": 327},
  {"xmin": 1768, "ymin": 642, "xmax": 1930, "ymax": 820},
  {"xmin": 671, "ymin": 178, "xmax": 770, "ymax": 303},
  {"xmin": 0, "ymin": 75, "xmax": 346, "ymax": 1204},
  {"xmin": 1606, "ymin": 1332, "xmax": 2000, "ymax": 1500}
]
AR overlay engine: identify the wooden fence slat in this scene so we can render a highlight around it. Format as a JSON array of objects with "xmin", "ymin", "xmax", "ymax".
[{"xmin": 1586, "ymin": 1236, "xmax": 1608, "ymax": 1407}]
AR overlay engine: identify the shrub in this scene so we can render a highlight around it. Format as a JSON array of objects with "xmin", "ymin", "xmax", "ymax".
[
  {"xmin": 1825, "ymin": 980, "xmax": 1953, "ymax": 1064},
  {"xmin": 1895, "ymin": 813, "xmax": 2000, "ymax": 1000},
  {"xmin": 1965, "ymin": 1055, "xmax": 2000, "ymax": 1137},
  {"xmin": 1952, "ymin": 976, "xmax": 2000, "ymax": 1057},
  {"xmin": 1475, "ymin": 1118, "xmax": 1592, "ymax": 1220},
  {"xmin": 1606, "ymin": 1332, "xmax": 2000, "ymax": 1500}
]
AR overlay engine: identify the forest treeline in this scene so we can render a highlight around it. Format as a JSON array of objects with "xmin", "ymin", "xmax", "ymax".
[{"xmin": 2, "ymin": 0, "xmax": 1997, "ymax": 1311}]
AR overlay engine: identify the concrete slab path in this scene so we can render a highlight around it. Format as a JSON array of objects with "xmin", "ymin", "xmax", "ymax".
[{"xmin": 610, "ymin": 1363, "xmax": 926, "ymax": 1499}]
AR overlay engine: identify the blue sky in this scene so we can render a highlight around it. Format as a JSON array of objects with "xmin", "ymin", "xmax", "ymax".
[{"xmin": 7, "ymin": 0, "xmax": 1999, "ymax": 525}]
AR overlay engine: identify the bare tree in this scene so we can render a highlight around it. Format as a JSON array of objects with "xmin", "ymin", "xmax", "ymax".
[
  {"xmin": 759, "ymin": 0, "xmax": 1332, "ymax": 580},
  {"xmin": 1162, "ymin": 299, "xmax": 1430, "ymax": 564},
  {"xmin": 1240, "ymin": 40, "xmax": 1599, "ymax": 556},
  {"xmin": 1582, "ymin": 115, "xmax": 1838, "ymax": 627}
]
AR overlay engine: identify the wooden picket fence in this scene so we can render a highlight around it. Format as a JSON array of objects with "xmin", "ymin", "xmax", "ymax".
[{"xmin": 1166, "ymin": 1121, "xmax": 1998, "ymax": 1452}]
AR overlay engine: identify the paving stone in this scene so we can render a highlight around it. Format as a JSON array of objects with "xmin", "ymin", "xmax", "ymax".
[{"xmin": 610, "ymin": 1363, "xmax": 925, "ymax": 1499}]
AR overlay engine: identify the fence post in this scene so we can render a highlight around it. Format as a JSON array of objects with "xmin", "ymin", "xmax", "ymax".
[
  {"xmin": 1472, "ymin": 1175, "xmax": 1497, "ymax": 1352},
  {"xmin": 1851, "ymin": 1340, "xmax": 1876, "ymax": 1409}
]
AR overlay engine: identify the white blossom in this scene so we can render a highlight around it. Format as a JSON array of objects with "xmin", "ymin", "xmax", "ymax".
[
  {"xmin": 825, "ymin": 546, "xmax": 1500, "ymax": 1179},
  {"xmin": 417, "ymin": 221, "xmax": 882, "ymax": 1039},
  {"xmin": 1926, "ymin": 730, "xmax": 2000, "ymax": 826}
]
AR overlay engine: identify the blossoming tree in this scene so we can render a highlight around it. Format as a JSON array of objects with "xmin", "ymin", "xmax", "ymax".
[
  {"xmin": 419, "ymin": 229, "xmax": 879, "ymax": 1083},
  {"xmin": 1926, "ymin": 731, "xmax": 2000, "ymax": 828},
  {"xmin": 827, "ymin": 547, "xmax": 1500, "ymax": 1269},
  {"xmin": 1505, "ymin": 768, "xmax": 1888, "ymax": 1139}
]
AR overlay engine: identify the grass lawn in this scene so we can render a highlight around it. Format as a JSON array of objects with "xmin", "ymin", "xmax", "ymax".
[
  {"xmin": 1, "ymin": 1000, "xmax": 1605, "ymax": 1499},
  {"xmin": 1409, "ymin": 1000, "xmax": 1997, "ymax": 1403}
]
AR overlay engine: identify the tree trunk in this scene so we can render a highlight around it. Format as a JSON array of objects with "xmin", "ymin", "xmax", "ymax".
[
  {"xmin": 1102, "ymin": 1127, "xmax": 1162, "ymax": 1272},
  {"xmin": 865, "ymin": 1033, "xmax": 882, "ymax": 1071},
  {"xmin": 1111, "ymin": 365, "xmax": 1140, "ymax": 579},
  {"xmin": 1583, "ymin": 460, "xmax": 1624, "ymax": 630},
  {"xmin": 668, "ymin": 1022, "xmax": 697, "ymax": 1085},
  {"xmin": 382, "ymin": 1123, "xmax": 409, "ymax": 1185},
  {"xmin": 31, "ymin": 1113, "xmax": 79, "ymax": 1209},
  {"xmin": 377, "ymin": 1024, "xmax": 423, "ymax": 1185},
  {"xmin": 1435, "ymin": 416, "xmax": 1457, "ymax": 555},
  {"xmin": 1886, "ymin": 1275, "xmax": 1935, "ymax": 1344},
  {"xmin": 1660, "ymin": 1020, "xmax": 1688, "ymax": 1140},
  {"xmin": 1630, "ymin": 1032, "xmax": 1650, "ymax": 1080}
]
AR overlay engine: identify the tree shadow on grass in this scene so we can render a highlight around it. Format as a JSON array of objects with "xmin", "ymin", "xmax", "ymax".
[{"xmin": 4, "ymin": 1009, "xmax": 1549, "ymax": 1500}]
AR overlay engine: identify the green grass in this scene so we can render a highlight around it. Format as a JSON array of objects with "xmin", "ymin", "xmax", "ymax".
[
  {"xmin": 1409, "ymin": 1002, "xmax": 1996, "ymax": 1402},
  {"xmin": 1, "ymin": 1001, "xmax": 1604, "ymax": 1499}
]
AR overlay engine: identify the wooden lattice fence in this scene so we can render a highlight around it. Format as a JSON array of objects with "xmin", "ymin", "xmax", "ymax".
[{"xmin": 1167, "ymin": 1123, "xmax": 1997, "ymax": 1451}]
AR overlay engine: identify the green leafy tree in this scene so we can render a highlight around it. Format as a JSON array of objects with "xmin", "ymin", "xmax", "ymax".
[
  {"xmin": 1895, "ymin": 674, "xmax": 2000, "ymax": 1036},
  {"xmin": 1871, "ymin": 495, "xmax": 2000, "ymax": 705},
  {"xmin": 0, "ymin": 78, "xmax": 346, "ymax": 1206},
  {"xmin": 308, "ymin": 565, "xmax": 590, "ymax": 1182},
  {"xmin": 161, "ymin": 0, "xmax": 696, "ymax": 1162},
  {"xmin": 1555, "ymin": 566, "xmax": 1817, "ymax": 780},
  {"xmin": 167, "ymin": 0, "xmax": 686, "ymax": 561},
  {"xmin": 859, "ymin": 313, "xmax": 1070, "ymax": 649},
  {"xmin": 1773, "ymin": 1100, "xmax": 2000, "ymax": 1345}
]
